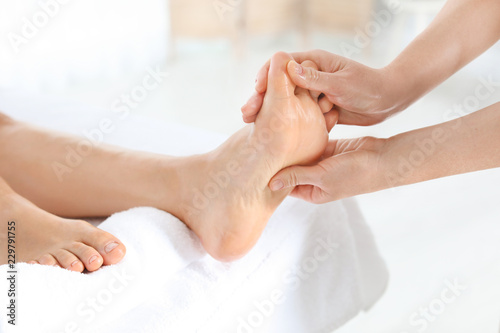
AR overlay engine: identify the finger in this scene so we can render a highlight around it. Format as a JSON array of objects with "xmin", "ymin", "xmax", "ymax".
[
  {"xmin": 287, "ymin": 60, "xmax": 337, "ymax": 97},
  {"xmin": 255, "ymin": 59, "xmax": 271, "ymax": 94},
  {"xmin": 301, "ymin": 60, "xmax": 318, "ymax": 70},
  {"xmin": 299, "ymin": 60, "xmax": 321, "ymax": 101},
  {"xmin": 253, "ymin": 51, "xmax": 332, "ymax": 99},
  {"xmin": 294, "ymin": 72, "xmax": 313, "ymax": 100},
  {"xmin": 318, "ymin": 95, "xmax": 334, "ymax": 114},
  {"xmin": 324, "ymin": 109, "xmax": 339, "ymax": 132},
  {"xmin": 290, "ymin": 50, "xmax": 345, "ymax": 72},
  {"xmin": 241, "ymin": 91, "xmax": 265, "ymax": 120},
  {"xmin": 289, "ymin": 185, "xmax": 320, "ymax": 203},
  {"xmin": 267, "ymin": 52, "xmax": 296, "ymax": 99},
  {"xmin": 269, "ymin": 164, "xmax": 324, "ymax": 191},
  {"xmin": 294, "ymin": 60, "xmax": 318, "ymax": 100}
]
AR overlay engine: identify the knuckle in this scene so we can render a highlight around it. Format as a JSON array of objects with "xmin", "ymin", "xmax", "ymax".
[
  {"xmin": 289, "ymin": 170, "xmax": 300, "ymax": 187},
  {"xmin": 306, "ymin": 68, "xmax": 321, "ymax": 85},
  {"xmin": 316, "ymin": 166, "xmax": 330, "ymax": 187}
]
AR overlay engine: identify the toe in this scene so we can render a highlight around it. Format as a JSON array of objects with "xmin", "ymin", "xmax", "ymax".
[
  {"xmin": 319, "ymin": 95, "xmax": 334, "ymax": 113},
  {"xmin": 241, "ymin": 91, "xmax": 265, "ymax": 119},
  {"xmin": 53, "ymin": 249, "xmax": 84, "ymax": 272},
  {"xmin": 255, "ymin": 59, "xmax": 270, "ymax": 93},
  {"xmin": 266, "ymin": 52, "xmax": 296, "ymax": 99},
  {"xmin": 325, "ymin": 109, "xmax": 339, "ymax": 132},
  {"xmin": 294, "ymin": 86, "xmax": 312, "ymax": 99},
  {"xmin": 38, "ymin": 254, "xmax": 58, "ymax": 267},
  {"xmin": 68, "ymin": 242, "xmax": 103, "ymax": 272},
  {"xmin": 84, "ymin": 229, "xmax": 126, "ymax": 266}
]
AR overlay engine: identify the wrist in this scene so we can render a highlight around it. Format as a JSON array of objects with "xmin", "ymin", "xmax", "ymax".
[
  {"xmin": 380, "ymin": 120, "xmax": 461, "ymax": 189},
  {"xmin": 380, "ymin": 131, "xmax": 420, "ymax": 189},
  {"xmin": 378, "ymin": 64, "xmax": 419, "ymax": 114}
]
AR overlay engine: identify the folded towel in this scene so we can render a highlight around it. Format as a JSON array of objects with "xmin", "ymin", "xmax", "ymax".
[
  {"xmin": 1, "ymin": 197, "xmax": 387, "ymax": 333},
  {"xmin": 0, "ymin": 91, "xmax": 388, "ymax": 332}
]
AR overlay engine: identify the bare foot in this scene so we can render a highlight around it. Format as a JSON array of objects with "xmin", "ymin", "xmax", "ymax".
[
  {"xmin": 173, "ymin": 52, "xmax": 330, "ymax": 261},
  {"xmin": 0, "ymin": 178, "xmax": 126, "ymax": 272}
]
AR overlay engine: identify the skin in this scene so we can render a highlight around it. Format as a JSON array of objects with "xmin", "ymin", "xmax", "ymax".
[
  {"xmin": 270, "ymin": 102, "xmax": 500, "ymax": 203},
  {"xmin": 242, "ymin": 0, "xmax": 500, "ymax": 202},
  {"xmin": 0, "ymin": 177, "xmax": 124, "ymax": 272},
  {"xmin": 0, "ymin": 52, "xmax": 333, "ymax": 270}
]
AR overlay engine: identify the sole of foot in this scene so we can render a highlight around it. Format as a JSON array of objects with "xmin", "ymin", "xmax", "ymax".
[{"xmin": 177, "ymin": 52, "xmax": 329, "ymax": 261}]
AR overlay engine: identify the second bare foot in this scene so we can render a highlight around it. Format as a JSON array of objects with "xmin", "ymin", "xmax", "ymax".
[{"xmin": 0, "ymin": 178, "xmax": 126, "ymax": 272}]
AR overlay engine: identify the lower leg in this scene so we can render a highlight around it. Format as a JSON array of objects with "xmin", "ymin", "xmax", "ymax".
[{"xmin": 0, "ymin": 114, "xmax": 184, "ymax": 218}]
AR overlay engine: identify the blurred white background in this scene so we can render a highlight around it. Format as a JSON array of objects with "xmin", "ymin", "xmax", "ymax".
[{"xmin": 1, "ymin": 0, "xmax": 499, "ymax": 332}]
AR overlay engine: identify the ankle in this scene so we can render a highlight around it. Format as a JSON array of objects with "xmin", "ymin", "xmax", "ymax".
[{"xmin": 156, "ymin": 154, "xmax": 210, "ymax": 226}]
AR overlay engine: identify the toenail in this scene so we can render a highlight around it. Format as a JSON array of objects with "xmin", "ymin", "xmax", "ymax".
[
  {"xmin": 89, "ymin": 255, "xmax": 99, "ymax": 264},
  {"xmin": 70, "ymin": 260, "xmax": 80, "ymax": 267},
  {"xmin": 270, "ymin": 179, "xmax": 284, "ymax": 191},
  {"xmin": 104, "ymin": 242, "xmax": 119, "ymax": 253}
]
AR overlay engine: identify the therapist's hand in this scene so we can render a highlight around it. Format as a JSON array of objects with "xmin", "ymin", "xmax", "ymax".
[
  {"xmin": 242, "ymin": 50, "xmax": 408, "ymax": 126},
  {"xmin": 268, "ymin": 100, "xmax": 500, "ymax": 203},
  {"xmin": 268, "ymin": 137, "xmax": 389, "ymax": 203}
]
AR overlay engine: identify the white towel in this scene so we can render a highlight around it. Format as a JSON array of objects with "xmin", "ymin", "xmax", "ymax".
[
  {"xmin": 1, "ymin": 199, "xmax": 387, "ymax": 333},
  {"xmin": 0, "ymin": 91, "xmax": 388, "ymax": 333}
]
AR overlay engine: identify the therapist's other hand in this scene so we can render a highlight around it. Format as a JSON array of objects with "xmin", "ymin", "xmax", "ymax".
[
  {"xmin": 242, "ymin": 50, "xmax": 406, "ymax": 126},
  {"xmin": 268, "ymin": 137, "xmax": 388, "ymax": 203}
]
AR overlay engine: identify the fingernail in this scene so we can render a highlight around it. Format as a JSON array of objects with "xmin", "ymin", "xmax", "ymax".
[
  {"xmin": 89, "ymin": 255, "xmax": 99, "ymax": 264},
  {"xmin": 270, "ymin": 180, "xmax": 284, "ymax": 191},
  {"xmin": 104, "ymin": 242, "xmax": 119, "ymax": 254}
]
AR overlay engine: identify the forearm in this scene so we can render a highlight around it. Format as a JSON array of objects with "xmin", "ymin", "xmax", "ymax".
[
  {"xmin": 384, "ymin": 0, "xmax": 500, "ymax": 111},
  {"xmin": 383, "ymin": 101, "xmax": 500, "ymax": 188},
  {"xmin": 0, "ymin": 116, "xmax": 181, "ymax": 217}
]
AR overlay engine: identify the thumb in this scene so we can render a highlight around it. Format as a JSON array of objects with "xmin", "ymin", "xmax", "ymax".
[
  {"xmin": 287, "ymin": 60, "xmax": 335, "ymax": 94},
  {"xmin": 269, "ymin": 165, "xmax": 322, "ymax": 191}
]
